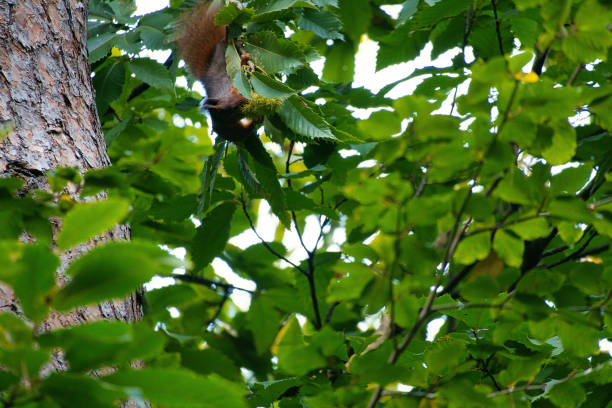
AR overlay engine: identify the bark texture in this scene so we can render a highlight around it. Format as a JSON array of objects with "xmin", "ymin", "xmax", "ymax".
[{"xmin": 0, "ymin": 0, "xmax": 142, "ymax": 332}]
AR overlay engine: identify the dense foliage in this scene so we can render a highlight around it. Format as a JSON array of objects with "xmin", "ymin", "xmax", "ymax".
[{"xmin": 2, "ymin": 0, "xmax": 612, "ymax": 406}]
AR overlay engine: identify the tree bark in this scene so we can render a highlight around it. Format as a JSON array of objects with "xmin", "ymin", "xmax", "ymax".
[{"xmin": 0, "ymin": 0, "xmax": 141, "ymax": 340}]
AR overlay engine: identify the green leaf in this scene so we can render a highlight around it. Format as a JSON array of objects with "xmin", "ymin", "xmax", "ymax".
[
  {"xmin": 548, "ymin": 198, "xmax": 593, "ymax": 222},
  {"xmin": 556, "ymin": 221, "xmax": 583, "ymax": 244},
  {"xmin": 510, "ymin": 14, "xmax": 539, "ymax": 49},
  {"xmin": 357, "ymin": 110, "xmax": 401, "ymax": 140},
  {"xmin": 454, "ymin": 233, "xmax": 491, "ymax": 265},
  {"xmin": 54, "ymin": 241, "xmax": 180, "ymax": 311},
  {"xmin": 398, "ymin": 0, "xmax": 419, "ymax": 24},
  {"xmin": 57, "ymin": 198, "xmax": 130, "ymax": 250},
  {"xmin": 198, "ymin": 140, "xmax": 227, "ymax": 218},
  {"xmin": 138, "ymin": 11, "xmax": 174, "ymax": 50},
  {"xmin": 180, "ymin": 349, "xmax": 242, "ymax": 382},
  {"xmin": 493, "ymin": 230, "xmax": 524, "ymax": 268},
  {"xmin": 395, "ymin": 294, "xmax": 419, "ymax": 328},
  {"xmin": 327, "ymin": 262, "xmax": 375, "ymax": 302},
  {"xmin": 57, "ymin": 198, "xmax": 129, "ymax": 250},
  {"xmin": 249, "ymin": 378, "xmax": 303, "ymax": 408},
  {"xmin": 92, "ymin": 59, "xmax": 125, "ymax": 115},
  {"xmin": 377, "ymin": 24, "xmax": 426, "ymax": 71},
  {"xmin": 299, "ymin": 9, "xmax": 343, "ymax": 40},
  {"xmin": 549, "ymin": 381, "xmax": 586, "ymax": 408},
  {"xmin": 322, "ymin": 40, "xmax": 355, "ymax": 83},
  {"xmin": 425, "ymin": 337, "xmax": 467, "ymax": 373},
  {"xmin": 337, "ymin": 0, "xmax": 370, "ymax": 42},
  {"xmin": 47, "ymin": 167, "xmax": 81, "ymax": 193},
  {"xmin": 38, "ymin": 321, "xmax": 165, "ymax": 372},
  {"xmin": 0, "ymin": 313, "xmax": 32, "ymax": 347},
  {"xmin": 550, "ymin": 164, "xmax": 592, "ymax": 196},
  {"xmin": 257, "ymin": 0, "xmax": 316, "ymax": 14},
  {"xmin": 88, "ymin": 32, "xmax": 119, "ymax": 63},
  {"xmin": 414, "ymin": 0, "xmax": 471, "ymax": 27},
  {"xmin": 516, "ymin": 269, "xmax": 563, "ymax": 295},
  {"xmin": 0, "ymin": 347, "xmax": 50, "ymax": 379},
  {"xmin": 191, "ymin": 202, "xmax": 237, "ymax": 270},
  {"xmin": 13, "ymin": 244, "xmax": 58, "ymax": 322},
  {"xmin": 0, "ymin": 371, "xmax": 18, "ymax": 393},
  {"xmin": 247, "ymin": 296, "xmax": 283, "ymax": 355},
  {"xmin": 128, "ymin": 58, "xmax": 174, "ymax": 91},
  {"xmin": 541, "ymin": 121, "xmax": 577, "ymax": 165},
  {"xmin": 244, "ymin": 137, "xmax": 291, "ymax": 227},
  {"xmin": 250, "ymin": 72, "xmax": 295, "ymax": 99},
  {"xmin": 507, "ymin": 218, "xmax": 550, "ymax": 240},
  {"xmin": 278, "ymin": 95, "xmax": 337, "ymax": 141},
  {"xmin": 244, "ymin": 32, "xmax": 309, "ymax": 74},
  {"xmin": 106, "ymin": 369, "xmax": 248, "ymax": 408},
  {"xmin": 498, "ymin": 354, "xmax": 546, "ymax": 385},
  {"xmin": 42, "ymin": 373, "xmax": 126, "ymax": 408},
  {"xmin": 285, "ymin": 189, "xmax": 337, "ymax": 220},
  {"xmin": 494, "ymin": 170, "xmax": 533, "ymax": 205},
  {"xmin": 215, "ymin": 3, "xmax": 243, "ymax": 25},
  {"xmin": 273, "ymin": 316, "xmax": 326, "ymax": 376}
]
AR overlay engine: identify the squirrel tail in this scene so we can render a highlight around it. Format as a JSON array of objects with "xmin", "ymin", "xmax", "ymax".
[{"xmin": 175, "ymin": 1, "xmax": 226, "ymax": 81}]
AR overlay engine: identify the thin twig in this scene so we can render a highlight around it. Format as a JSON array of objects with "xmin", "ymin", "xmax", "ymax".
[
  {"xmin": 285, "ymin": 141, "xmax": 322, "ymax": 329},
  {"xmin": 542, "ymin": 225, "xmax": 593, "ymax": 257},
  {"xmin": 541, "ymin": 244, "xmax": 569, "ymax": 258},
  {"xmin": 173, "ymin": 274, "xmax": 254, "ymax": 294},
  {"xmin": 285, "ymin": 141, "xmax": 312, "ymax": 255},
  {"xmin": 307, "ymin": 272, "xmax": 322, "ymax": 330},
  {"xmin": 437, "ymin": 263, "xmax": 474, "ymax": 297},
  {"xmin": 367, "ymin": 61, "xmax": 522, "ymax": 408},
  {"xmin": 491, "ymin": 0, "xmax": 505, "ymax": 55},
  {"xmin": 498, "ymin": 80, "xmax": 519, "ymax": 135},
  {"xmin": 292, "ymin": 211, "xmax": 310, "ymax": 255},
  {"xmin": 324, "ymin": 301, "xmax": 340, "ymax": 324},
  {"xmin": 312, "ymin": 198, "xmax": 348, "ymax": 251},
  {"xmin": 414, "ymin": 173, "xmax": 427, "ymax": 197},
  {"xmin": 206, "ymin": 290, "xmax": 230, "ymax": 328},
  {"xmin": 240, "ymin": 198, "xmax": 308, "ymax": 276},
  {"xmin": 488, "ymin": 363, "xmax": 605, "ymax": 398},
  {"xmin": 567, "ymin": 64, "xmax": 583, "ymax": 86},
  {"xmin": 366, "ymin": 287, "xmax": 438, "ymax": 408},
  {"xmin": 476, "ymin": 354, "xmax": 502, "ymax": 391},
  {"xmin": 430, "ymin": 303, "xmax": 509, "ymax": 313},
  {"xmin": 463, "ymin": 213, "xmax": 547, "ymax": 236},
  {"xmin": 593, "ymin": 290, "xmax": 612, "ymax": 309},
  {"xmin": 382, "ymin": 390, "xmax": 435, "ymax": 399},
  {"xmin": 449, "ymin": 4, "xmax": 474, "ymax": 115},
  {"xmin": 547, "ymin": 244, "xmax": 610, "ymax": 269},
  {"xmin": 543, "ymin": 231, "xmax": 598, "ymax": 269},
  {"xmin": 588, "ymin": 196, "xmax": 612, "ymax": 211}
]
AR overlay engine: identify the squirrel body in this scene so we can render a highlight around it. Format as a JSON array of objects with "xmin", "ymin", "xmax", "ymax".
[{"xmin": 176, "ymin": 1, "xmax": 253, "ymax": 143}]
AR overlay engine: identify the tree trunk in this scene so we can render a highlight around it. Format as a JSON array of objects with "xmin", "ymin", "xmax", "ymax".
[{"xmin": 0, "ymin": 0, "xmax": 141, "ymax": 341}]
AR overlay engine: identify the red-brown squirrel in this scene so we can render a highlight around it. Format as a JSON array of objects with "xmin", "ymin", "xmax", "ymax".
[{"xmin": 176, "ymin": 0, "xmax": 254, "ymax": 143}]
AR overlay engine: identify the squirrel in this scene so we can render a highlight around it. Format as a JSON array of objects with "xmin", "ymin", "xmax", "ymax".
[{"xmin": 176, "ymin": 0, "xmax": 254, "ymax": 143}]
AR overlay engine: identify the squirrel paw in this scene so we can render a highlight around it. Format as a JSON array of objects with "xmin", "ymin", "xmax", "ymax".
[{"xmin": 201, "ymin": 97, "xmax": 220, "ymax": 110}]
